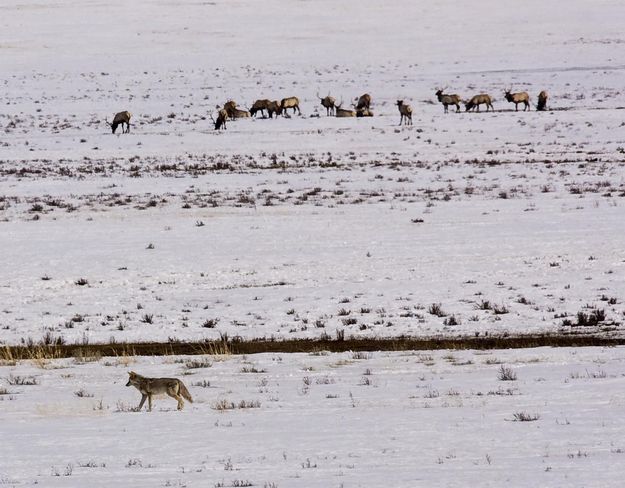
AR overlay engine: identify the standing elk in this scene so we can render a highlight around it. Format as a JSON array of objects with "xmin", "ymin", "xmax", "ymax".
[
  {"xmin": 335, "ymin": 100, "xmax": 356, "ymax": 117},
  {"xmin": 106, "ymin": 111, "xmax": 132, "ymax": 134},
  {"xmin": 280, "ymin": 96, "xmax": 301, "ymax": 116},
  {"xmin": 355, "ymin": 93, "xmax": 371, "ymax": 111},
  {"xmin": 317, "ymin": 92, "xmax": 337, "ymax": 116},
  {"xmin": 536, "ymin": 90, "xmax": 548, "ymax": 111},
  {"xmin": 435, "ymin": 88, "xmax": 461, "ymax": 113},
  {"xmin": 396, "ymin": 100, "xmax": 412, "ymax": 126},
  {"xmin": 464, "ymin": 94, "xmax": 494, "ymax": 112},
  {"xmin": 210, "ymin": 107, "xmax": 228, "ymax": 130},
  {"xmin": 249, "ymin": 99, "xmax": 282, "ymax": 118},
  {"xmin": 504, "ymin": 88, "xmax": 530, "ymax": 111}
]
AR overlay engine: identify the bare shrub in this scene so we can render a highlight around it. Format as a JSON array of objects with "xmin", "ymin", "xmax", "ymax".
[
  {"xmin": 240, "ymin": 366, "xmax": 267, "ymax": 373},
  {"xmin": 497, "ymin": 365, "xmax": 517, "ymax": 381},
  {"xmin": 428, "ymin": 303, "xmax": 447, "ymax": 317},
  {"xmin": 238, "ymin": 400, "xmax": 261, "ymax": 409},
  {"xmin": 575, "ymin": 308, "xmax": 606, "ymax": 326},
  {"xmin": 213, "ymin": 399, "xmax": 236, "ymax": 411},
  {"xmin": 74, "ymin": 389, "xmax": 94, "ymax": 398},
  {"xmin": 7, "ymin": 374, "xmax": 38, "ymax": 385},
  {"xmin": 185, "ymin": 358, "xmax": 212, "ymax": 369},
  {"xmin": 202, "ymin": 318, "xmax": 219, "ymax": 328},
  {"xmin": 140, "ymin": 313, "xmax": 154, "ymax": 324},
  {"xmin": 492, "ymin": 304, "xmax": 510, "ymax": 315},
  {"xmin": 512, "ymin": 412, "xmax": 540, "ymax": 422}
]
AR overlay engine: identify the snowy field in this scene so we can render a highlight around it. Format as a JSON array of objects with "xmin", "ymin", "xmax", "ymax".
[
  {"xmin": 1, "ymin": 0, "xmax": 625, "ymax": 346},
  {"xmin": 2, "ymin": 346, "xmax": 625, "ymax": 487},
  {"xmin": 3, "ymin": 1, "xmax": 625, "ymax": 486}
]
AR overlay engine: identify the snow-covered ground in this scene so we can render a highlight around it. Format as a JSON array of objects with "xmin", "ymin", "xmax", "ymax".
[
  {"xmin": 3, "ymin": 1, "xmax": 625, "ymax": 486},
  {"xmin": 2, "ymin": 1, "xmax": 625, "ymax": 345},
  {"xmin": 2, "ymin": 347, "xmax": 625, "ymax": 487}
]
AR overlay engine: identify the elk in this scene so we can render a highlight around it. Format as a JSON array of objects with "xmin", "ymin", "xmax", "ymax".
[
  {"xmin": 536, "ymin": 90, "xmax": 548, "ymax": 111},
  {"xmin": 464, "ymin": 94, "xmax": 494, "ymax": 112},
  {"xmin": 210, "ymin": 107, "xmax": 228, "ymax": 130},
  {"xmin": 223, "ymin": 100, "xmax": 237, "ymax": 119},
  {"xmin": 396, "ymin": 100, "xmax": 412, "ymax": 126},
  {"xmin": 435, "ymin": 88, "xmax": 461, "ymax": 113},
  {"xmin": 317, "ymin": 92, "xmax": 337, "ymax": 116},
  {"xmin": 335, "ymin": 100, "xmax": 356, "ymax": 117},
  {"xmin": 355, "ymin": 93, "xmax": 371, "ymax": 110},
  {"xmin": 249, "ymin": 99, "xmax": 281, "ymax": 118},
  {"xmin": 504, "ymin": 88, "xmax": 530, "ymax": 111},
  {"xmin": 356, "ymin": 107, "xmax": 373, "ymax": 117},
  {"xmin": 106, "ymin": 111, "xmax": 132, "ymax": 134},
  {"xmin": 231, "ymin": 107, "xmax": 250, "ymax": 119},
  {"xmin": 280, "ymin": 96, "xmax": 301, "ymax": 116}
]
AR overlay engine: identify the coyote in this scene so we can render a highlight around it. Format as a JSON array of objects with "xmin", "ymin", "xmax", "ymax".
[{"xmin": 126, "ymin": 371, "xmax": 193, "ymax": 411}]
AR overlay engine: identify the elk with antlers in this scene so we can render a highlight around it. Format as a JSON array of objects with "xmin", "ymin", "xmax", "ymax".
[
  {"xmin": 210, "ymin": 107, "xmax": 228, "ymax": 130},
  {"xmin": 335, "ymin": 99, "xmax": 356, "ymax": 117},
  {"xmin": 504, "ymin": 88, "xmax": 530, "ymax": 111},
  {"xmin": 106, "ymin": 111, "xmax": 132, "ymax": 134},
  {"xmin": 317, "ymin": 92, "xmax": 337, "ymax": 116}
]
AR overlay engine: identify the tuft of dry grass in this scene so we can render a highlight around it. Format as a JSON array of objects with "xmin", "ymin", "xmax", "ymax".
[{"xmin": 512, "ymin": 412, "xmax": 540, "ymax": 422}]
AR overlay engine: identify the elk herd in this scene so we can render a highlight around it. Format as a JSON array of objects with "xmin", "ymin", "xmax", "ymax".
[{"xmin": 108, "ymin": 88, "xmax": 549, "ymax": 133}]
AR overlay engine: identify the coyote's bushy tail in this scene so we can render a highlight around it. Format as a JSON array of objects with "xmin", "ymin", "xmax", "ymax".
[{"xmin": 179, "ymin": 382, "xmax": 193, "ymax": 403}]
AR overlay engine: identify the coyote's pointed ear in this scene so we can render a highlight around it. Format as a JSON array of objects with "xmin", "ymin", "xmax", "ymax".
[{"xmin": 128, "ymin": 371, "xmax": 134, "ymax": 376}]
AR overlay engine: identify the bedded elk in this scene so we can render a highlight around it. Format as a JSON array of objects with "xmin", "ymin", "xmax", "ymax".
[
  {"xmin": 464, "ymin": 94, "xmax": 494, "ymax": 112},
  {"xmin": 317, "ymin": 92, "xmax": 337, "ymax": 116},
  {"xmin": 396, "ymin": 100, "xmax": 412, "ymax": 126},
  {"xmin": 106, "ymin": 111, "xmax": 132, "ymax": 134},
  {"xmin": 536, "ymin": 90, "xmax": 548, "ymax": 111},
  {"xmin": 355, "ymin": 93, "xmax": 371, "ymax": 111},
  {"xmin": 249, "ymin": 99, "xmax": 282, "ymax": 118},
  {"xmin": 335, "ymin": 100, "xmax": 356, "ymax": 117},
  {"xmin": 435, "ymin": 88, "xmax": 461, "ymax": 113},
  {"xmin": 231, "ymin": 107, "xmax": 250, "ymax": 119},
  {"xmin": 504, "ymin": 88, "xmax": 530, "ymax": 111},
  {"xmin": 280, "ymin": 96, "xmax": 301, "ymax": 116},
  {"xmin": 356, "ymin": 107, "xmax": 373, "ymax": 117},
  {"xmin": 210, "ymin": 107, "xmax": 228, "ymax": 130}
]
